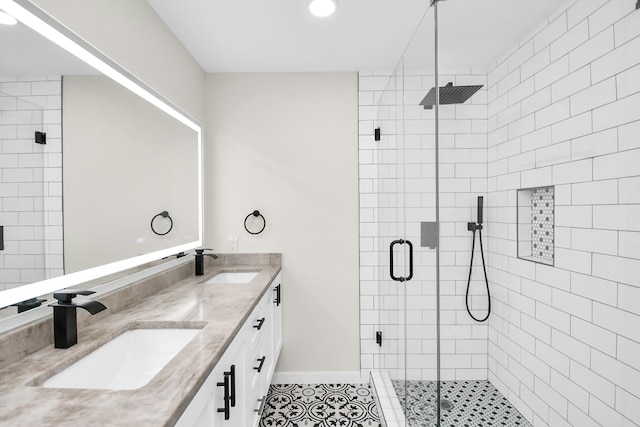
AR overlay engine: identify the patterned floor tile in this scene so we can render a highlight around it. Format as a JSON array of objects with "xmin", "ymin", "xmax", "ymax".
[
  {"xmin": 259, "ymin": 383, "xmax": 381, "ymax": 427},
  {"xmin": 393, "ymin": 380, "xmax": 532, "ymax": 427}
]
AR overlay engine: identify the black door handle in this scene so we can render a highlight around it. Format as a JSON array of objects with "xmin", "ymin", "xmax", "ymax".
[{"xmin": 390, "ymin": 239, "xmax": 414, "ymax": 282}]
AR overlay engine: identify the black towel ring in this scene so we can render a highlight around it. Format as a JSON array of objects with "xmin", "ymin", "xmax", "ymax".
[
  {"xmin": 244, "ymin": 210, "xmax": 266, "ymax": 235},
  {"xmin": 151, "ymin": 211, "xmax": 173, "ymax": 236}
]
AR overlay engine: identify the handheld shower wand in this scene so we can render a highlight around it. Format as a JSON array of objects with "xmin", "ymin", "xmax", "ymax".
[{"xmin": 466, "ymin": 196, "xmax": 491, "ymax": 322}]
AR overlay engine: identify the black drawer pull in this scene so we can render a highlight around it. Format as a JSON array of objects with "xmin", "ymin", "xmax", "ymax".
[
  {"xmin": 254, "ymin": 356, "xmax": 266, "ymax": 372},
  {"xmin": 255, "ymin": 396, "xmax": 267, "ymax": 415},
  {"xmin": 273, "ymin": 284, "xmax": 281, "ymax": 306},
  {"xmin": 229, "ymin": 365, "xmax": 236, "ymax": 407},
  {"xmin": 254, "ymin": 317, "xmax": 266, "ymax": 330}
]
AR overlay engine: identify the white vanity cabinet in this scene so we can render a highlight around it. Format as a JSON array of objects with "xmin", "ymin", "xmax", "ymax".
[{"xmin": 176, "ymin": 273, "xmax": 282, "ymax": 427}]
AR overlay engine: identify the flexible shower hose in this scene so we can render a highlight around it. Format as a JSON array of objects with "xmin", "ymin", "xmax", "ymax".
[{"xmin": 466, "ymin": 227, "xmax": 491, "ymax": 322}]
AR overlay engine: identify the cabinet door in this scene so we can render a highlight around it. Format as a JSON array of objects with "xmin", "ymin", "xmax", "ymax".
[{"xmin": 176, "ymin": 334, "xmax": 246, "ymax": 427}]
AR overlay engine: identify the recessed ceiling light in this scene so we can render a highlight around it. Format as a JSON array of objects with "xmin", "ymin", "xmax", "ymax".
[
  {"xmin": 309, "ymin": 0, "xmax": 338, "ymax": 18},
  {"xmin": 0, "ymin": 10, "xmax": 17, "ymax": 25}
]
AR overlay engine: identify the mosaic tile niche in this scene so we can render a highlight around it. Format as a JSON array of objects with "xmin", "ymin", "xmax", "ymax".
[{"xmin": 517, "ymin": 186, "xmax": 554, "ymax": 266}]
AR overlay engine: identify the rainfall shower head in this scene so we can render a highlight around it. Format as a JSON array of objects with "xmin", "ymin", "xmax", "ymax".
[{"xmin": 419, "ymin": 82, "xmax": 484, "ymax": 109}]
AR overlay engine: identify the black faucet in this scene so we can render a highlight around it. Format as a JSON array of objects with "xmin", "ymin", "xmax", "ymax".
[
  {"xmin": 195, "ymin": 248, "xmax": 218, "ymax": 276},
  {"xmin": 49, "ymin": 290, "xmax": 107, "ymax": 349}
]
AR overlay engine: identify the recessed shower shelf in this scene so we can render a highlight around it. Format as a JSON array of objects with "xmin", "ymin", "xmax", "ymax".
[{"xmin": 517, "ymin": 186, "xmax": 554, "ymax": 266}]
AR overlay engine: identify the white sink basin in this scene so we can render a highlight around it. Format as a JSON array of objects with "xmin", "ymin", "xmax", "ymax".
[
  {"xmin": 42, "ymin": 328, "xmax": 200, "ymax": 390},
  {"xmin": 205, "ymin": 271, "xmax": 258, "ymax": 284}
]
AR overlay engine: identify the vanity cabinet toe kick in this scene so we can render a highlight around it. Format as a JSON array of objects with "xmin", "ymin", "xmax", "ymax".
[{"xmin": 176, "ymin": 272, "xmax": 283, "ymax": 427}]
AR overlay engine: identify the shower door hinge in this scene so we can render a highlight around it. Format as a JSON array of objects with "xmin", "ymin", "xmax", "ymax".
[{"xmin": 376, "ymin": 331, "xmax": 382, "ymax": 347}]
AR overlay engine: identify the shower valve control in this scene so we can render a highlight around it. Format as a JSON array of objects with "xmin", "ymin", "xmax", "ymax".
[{"xmin": 468, "ymin": 222, "xmax": 482, "ymax": 231}]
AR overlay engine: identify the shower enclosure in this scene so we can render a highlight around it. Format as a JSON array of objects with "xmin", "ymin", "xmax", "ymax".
[
  {"xmin": 364, "ymin": 1, "xmax": 582, "ymax": 426},
  {"xmin": 366, "ymin": 0, "xmax": 640, "ymax": 425}
]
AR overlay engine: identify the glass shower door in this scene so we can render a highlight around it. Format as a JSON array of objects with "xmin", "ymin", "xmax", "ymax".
[{"xmin": 371, "ymin": 3, "xmax": 443, "ymax": 426}]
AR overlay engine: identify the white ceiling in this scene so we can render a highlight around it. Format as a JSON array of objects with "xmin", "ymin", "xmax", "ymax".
[{"xmin": 147, "ymin": 0, "xmax": 562, "ymax": 73}]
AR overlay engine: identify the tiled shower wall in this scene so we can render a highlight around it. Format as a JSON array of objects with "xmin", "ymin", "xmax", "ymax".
[
  {"xmin": 0, "ymin": 76, "xmax": 63, "ymax": 291},
  {"xmin": 486, "ymin": 0, "xmax": 640, "ymax": 425},
  {"xmin": 359, "ymin": 69, "xmax": 490, "ymax": 382},
  {"xmin": 360, "ymin": 0, "xmax": 640, "ymax": 425}
]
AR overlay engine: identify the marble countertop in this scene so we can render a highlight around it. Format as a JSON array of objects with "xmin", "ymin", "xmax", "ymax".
[{"xmin": 0, "ymin": 259, "xmax": 281, "ymax": 426}]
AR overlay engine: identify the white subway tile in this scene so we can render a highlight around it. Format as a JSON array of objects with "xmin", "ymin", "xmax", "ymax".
[
  {"xmin": 588, "ymin": 0, "xmax": 633, "ymax": 37},
  {"xmin": 552, "ymin": 288, "xmax": 593, "ymax": 320},
  {"xmin": 570, "ymin": 271, "xmax": 617, "ymax": 306},
  {"xmin": 521, "ymin": 166, "xmax": 553, "ymax": 188},
  {"xmin": 570, "ymin": 127, "xmax": 618, "ymax": 161},
  {"xmin": 593, "ymin": 302, "xmax": 640, "ymax": 343},
  {"xmin": 535, "ymin": 16, "xmax": 568, "ymax": 53},
  {"xmin": 592, "ymin": 35, "xmax": 640, "ymax": 83},
  {"xmin": 552, "ymin": 158, "xmax": 592, "ymax": 184},
  {"xmin": 619, "ymin": 231, "xmax": 640, "ymax": 259},
  {"xmin": 572, "ymin": 317, "xmax": 617, "ymax": 356},
  {"xmin": 571, "ymin": 228, "xmax": 618, "ymax": 255},
  {"xmin": 593, "ymin": 91, "xmax": 640, "ymax": 132},
  {"xmin": 617, "ymin": 336, "xmax": 640, "ymax": 371},
  {"xmin": 498, "ymin": 69, "xmax": 522, "ymax": 96},
  {"xmin": 591, "ymin": 349, "xmax": 640, "ymax": 399},
  {"xmin": 536, "ymin": 141, "xmax": 571, "ymax": 167},
  {"xmin": 509, "ymin": 114, "xmax": 535, "ymax": 139},
  {"xmin": 567, "ymin": 405, "xmax": 601, "ymax": 427},
  {"xmin": 536, "ymin": 376, "xmax": 569, "ymax": 419},
  {"xmin": 551, "ymin": 21, "xmax": 589, "ymax": 61},
  {"xmin": 570, "ymin": 360, "xmax": 615, "ymax": 406},
  {"xmin": 521, "ymin": 126, "xmax": 552, "ymax": 152},
  {"xmin": 536, "ymin": 99, "xmax": 571, "ymax": 128},
  {"xmin": 552, "ymin": 67, "xmax": 592, "ymax": 103},
  {"xmin": 589, "ymin": 396, "xmax": 633, "ymax": 427},
  {"xmin": 509, "ymin": 78, "xmax": 536, "ymax": 107},
  {"xmin": 536, "ymin": 263, "xmax": 571, "ymax": 291},
  {"xmin": 508, "ymin": 41, "xmax": 535, "ymax": 72},
  {"xmin": 593, "ymin": 253, "xmax": 640, "ymax": 287},
  {"xmin": 614, "ymin": 4, "xmax": 640, "ymax": 46},
  {"xmin": 618, "ymin": 120, "xmax": 640, "ymax": 151},
  {"xmin": 567, "ymin": 0, "xmax": 608, "ymax": 28},
  {"xmin": 551, "ymin": 112, "xmax": 593, "ymax": 144},
  {"xmin": 594, "ymin": 148, "xmax": 640, "ymax": 180},
  {"xmin": 615, "ymin": 387, "xmax": 640, "ymax": 427},
  {"xmin": 537, "ymin": 340, "xmax": 571, "ymax": 375},
  {"xmin": 555, "ymin": 205, "xmax": 592, "ymax": 227},
  {"xmin": 616, "ymin": 63, "xmax": 640, "ymax": 99},
  {"xmin": 593, "ymin": 204, "xmax": 640, "ymax": 231},
  {"xmin": 536, "ymin": 56, "xmax": 570, "ymax": 91},
  {"xmin": 570, "ymin": 28, "xmax": 614, "ymax": 72},
  {"xmin": 508, "ymin": 151, "xmax": 536, "ymax": 172},
  {"xmin": 522, "ymin": 49, "xmax": 552, "ymax": 81},
  {"xmin": 555, "ymin": 247, "xmax": 592, "ymax": 274},
  {"xmin": 551, "ymin": 370, "xmax": 590, "ymax": 414},
  {"xmin": 536, "ymin": 302, "xmax": 571, "ymax": 334},
  {"xmin": 571, "ymin": 178, "xmax": 617, "ymax": 205}
]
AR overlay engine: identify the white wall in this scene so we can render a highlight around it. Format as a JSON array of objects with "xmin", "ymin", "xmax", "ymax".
[
  {"xmin": 486, "ymin": 0, "xmax": 640, "ymax": 425},
  {"xmin": 32, "ymin": 0, "xmax": 206, "ymax": 122},
  {"xmin": 206, "ymin": 73, "xmax": 360, "ymax": 378}
]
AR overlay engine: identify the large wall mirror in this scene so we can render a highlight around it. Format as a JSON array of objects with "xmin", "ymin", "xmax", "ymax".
[{"xmin": 0, "ymin": 0, "xmax": 202, "ymax": 318}]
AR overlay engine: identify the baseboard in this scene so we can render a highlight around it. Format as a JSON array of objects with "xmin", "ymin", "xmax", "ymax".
[{"xmin": 271, "ymin": 371, "xmax": 364, "ymax": 384}]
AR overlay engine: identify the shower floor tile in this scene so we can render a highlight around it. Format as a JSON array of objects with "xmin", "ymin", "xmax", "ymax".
[
  {"xmin": 392, "ymin": 380, "xmax": 532, "ymax": 427},
  {"xmin": 259, "ymin": 383, "xmax": 381, "ymax": 427}
]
